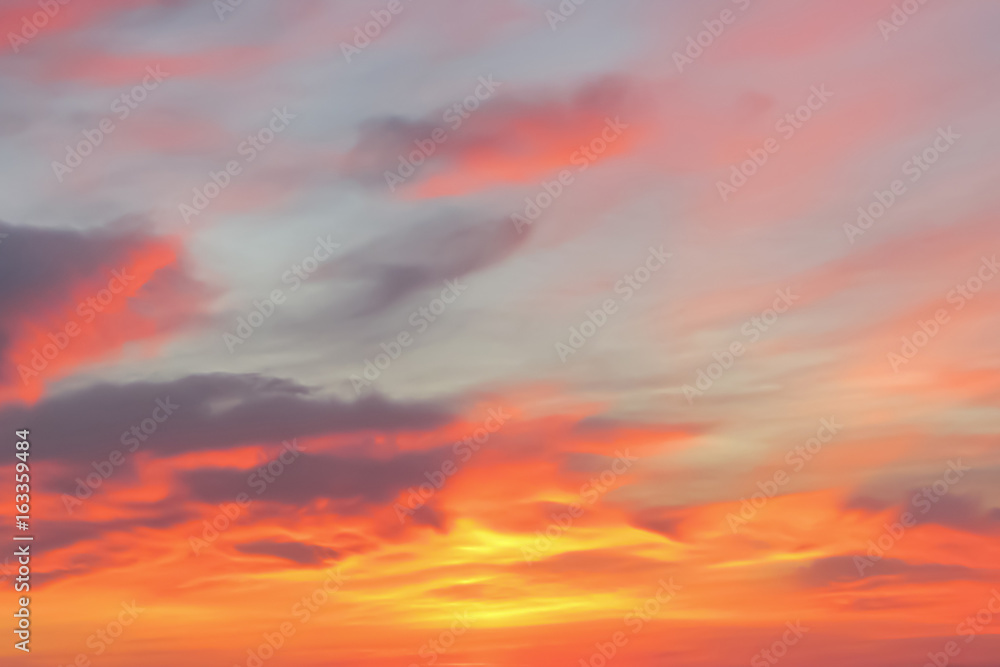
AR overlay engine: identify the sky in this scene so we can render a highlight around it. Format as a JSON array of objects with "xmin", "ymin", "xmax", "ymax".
[{"xmin": 1, "ymin": 1, "xmax": 1000, "ymax": 666}]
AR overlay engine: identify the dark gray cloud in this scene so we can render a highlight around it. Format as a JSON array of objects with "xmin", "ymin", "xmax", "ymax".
[
  {"xmin": 234, "ymin": 539, "xmax": 340, "ymax": 566},
  {"xmin": 0, "ymin": 372, "xmax": 453, "ymax": 462},
  {"xmin": 0, "ymin": 219, "xmax": 143, "ymax": 380},
  {"xmin": 343, "ymin": 75, "xmax": 632, "ymax": 189},
  {"xmin": 26, "ymin": 508, "xmax": 195, "ymax": 588},
  {"xmin": 631, "ymin": 513, "xmax": 683, "ymax": 540},
  {"xmin": 799, "ymin": 556, "xmax": 989, "ymax": 588},
  {"xmin": 0, "ymin": 219, "xmax": 143, "ymax": 320},
  {"xmin": 34, "ymin": 508, "xmax": 196, "ymax": 554},
  {"xmin": 334, "ymin": 212, "xmax": 529, "ymax": 319},
  {"xmin": 0, "ymin": 217, "xmax": 209, "ymax": 383},
  {"xmin": 179, "ymin": 446, "xmax": 453, "ymax": 507},
  {"xmin": 916, "ymin": 493, "xmax": 1000, "ymax": 534},
  {"xmin": 318, "ymin": 77, "xmax": 637, "ymax": 322},
  {"xmin": 843, "ymin": 490, "xmax": 1000, "ymax": 536}
]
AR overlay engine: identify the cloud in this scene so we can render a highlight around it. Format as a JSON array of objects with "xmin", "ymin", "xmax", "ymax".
[
  {"xmin": 630, "ymin": 509, "xmax": 684, "ymax": 540},
  {"xmin": 333, "ymin": 211, "xmax": 530, "ymax": 319},
  {"xmin": 234, "ymin": 539, "xmax": 341, "ymax": 566},
  {"xmin": 800, "ymin": 555, "xmax": 988, "ymax": 588},
  {"xmin": 0, "ymin": 372, "xmax": 453, "ymax": 461},
  {"xmin": 179, "ymin": 447, "xmax": 454, "ymax": 507},
  {"xmin": 0, "ymin": 218, "xmax": 210, "ymax": 399},
  {"xmin": 0, "ymin": 218, "xmax": 148, "ymax": 323},
  {"xmin": 510, "ymin": 549, "xmax": 672, "ymax": 585},
  {"xmin": 912, "ymin": 493, "xmax": 1000, "ymax": 535},
  {"xmin": 844, "ymin": 490, "xmax": 1000, "ymax": 536},
  {"xmin": 344, "ymin": 75, "xmax": 638, "ymax": 198},
  {"xmin": 33, "ymin": 508, "xmax": 196, "ymax": 554}
]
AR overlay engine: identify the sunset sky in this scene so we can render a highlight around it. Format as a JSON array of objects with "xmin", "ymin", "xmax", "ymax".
[{"xmin": 1, "ymin": 1, "xmax": 1000, "ymax": 666}]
